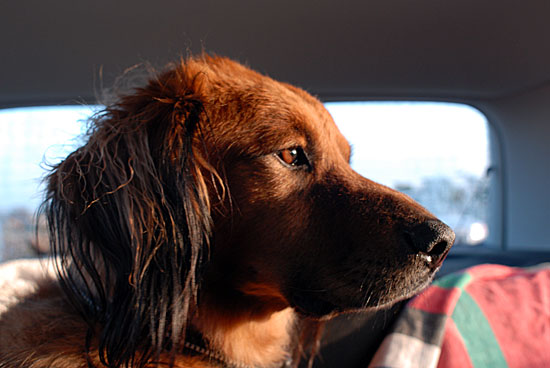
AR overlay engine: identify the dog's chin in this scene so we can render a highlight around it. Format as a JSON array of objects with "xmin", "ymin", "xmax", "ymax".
[
  {"xmin": 289, "ymin": 271, "xmax": 437, "ymax": 320},
  {"xmin": 374, "ymin": 274, "xmax": 436, "ymax": 309}
]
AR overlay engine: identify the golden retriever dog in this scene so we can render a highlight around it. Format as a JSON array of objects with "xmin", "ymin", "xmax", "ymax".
[{"xmin": 0, "ymin": 56, "xmax": 454, "ymax": 367}]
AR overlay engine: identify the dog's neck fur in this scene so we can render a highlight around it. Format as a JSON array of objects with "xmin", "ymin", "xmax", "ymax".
[
  {"xmin": 0, "ymin": 279, "xmax": 296, "ymax": 368},
  {"xmin": 192, "ymin": 307, "xmax": 295, "ymax": 367}
]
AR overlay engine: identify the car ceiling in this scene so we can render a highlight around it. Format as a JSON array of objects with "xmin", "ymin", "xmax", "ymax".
[{"xmin": 1, "ymin": 0, "xmax": 550, "ymax": 108}]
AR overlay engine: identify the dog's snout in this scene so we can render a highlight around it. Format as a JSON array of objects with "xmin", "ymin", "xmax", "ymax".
[{"xmin": 405, "ymin": 220, "xmax": 455, "ymax": 266}]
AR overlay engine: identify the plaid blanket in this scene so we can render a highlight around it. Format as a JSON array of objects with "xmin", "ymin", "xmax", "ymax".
[{"xmin": 369, "ymin": 264, "xmax": 550, "ymax": 368}]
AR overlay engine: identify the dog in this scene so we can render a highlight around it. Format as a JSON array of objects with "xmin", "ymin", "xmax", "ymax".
[{"xmin": 0, "ymin": 56, "xmax": 454, "ymax": 368}]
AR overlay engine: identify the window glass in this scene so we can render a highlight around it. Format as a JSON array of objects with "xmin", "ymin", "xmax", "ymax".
[
  {"xmin": 0, "ymin": 106, "xmax": 96, "ymax": 261},
  {"xmin": 325, "ymin": 102, "xmax": 491, "ymax": 247}
]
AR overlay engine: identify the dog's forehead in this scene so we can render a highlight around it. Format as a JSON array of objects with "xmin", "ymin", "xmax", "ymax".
[
  {"xmin": 263, "ymin": 83, "xmax": 351, "ymax": 161},
  {"xmin": 286, "ymin": 89, "xmax": 350, "ymax": 153},
  {"xmin": 229, "ymin": 85, "xmax": 347, "ymax": 156},
  {"xmin": 192, "ymin": 57, "xmax": 350, "ymax": 158}
]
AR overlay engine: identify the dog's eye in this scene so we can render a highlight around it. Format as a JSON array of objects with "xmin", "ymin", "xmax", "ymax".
[{"xmin": 277, "ymin": 147, "xmax": 310, "ymax": 168}]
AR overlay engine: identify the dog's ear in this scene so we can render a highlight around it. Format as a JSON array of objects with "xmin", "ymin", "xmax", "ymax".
[{"xmin": 42, "ymin": 64, "xmax": 215, "ymax": 366}]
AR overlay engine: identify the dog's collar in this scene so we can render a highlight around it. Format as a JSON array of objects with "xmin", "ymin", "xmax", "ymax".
[
  {"xmin": 75, "ymin": 292, "xmax": 292, "ymax": 368},
  {"xmin": 183, "ymin": 330, "xmax": 293, "ymax": 368},
  {"xmin": 183, "ymin": 340, "xmax": 245, "ymax": 368},
  {"xmin": 75, "ymin": 292, "xmax": 292, "ymax": 367}
]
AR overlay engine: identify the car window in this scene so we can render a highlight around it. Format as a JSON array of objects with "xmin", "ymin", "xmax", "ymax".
[{"xmin": 0, "ymin": 102, "xmax": 492, "ymax": 261}]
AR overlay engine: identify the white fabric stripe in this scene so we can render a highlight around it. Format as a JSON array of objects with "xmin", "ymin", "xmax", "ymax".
[{"xmin": 368, "ymin": 332, "xmax": 441, "ymax": 368}]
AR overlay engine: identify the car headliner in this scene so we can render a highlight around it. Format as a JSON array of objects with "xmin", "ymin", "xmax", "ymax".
[{"xmin": 1, "ymin": 0, "xmax": 550, "ymax": 108}]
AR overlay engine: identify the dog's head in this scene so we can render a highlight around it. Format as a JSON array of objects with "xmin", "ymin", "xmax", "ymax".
[{"xmin": 44, "ymin": 56, "xmax": 454, "ymax": 366}]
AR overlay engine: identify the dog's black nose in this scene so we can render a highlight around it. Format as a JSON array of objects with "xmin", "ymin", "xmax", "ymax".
[{"xmin": 405, "ymin": 220, "xmax": 455, "ymax": 267}]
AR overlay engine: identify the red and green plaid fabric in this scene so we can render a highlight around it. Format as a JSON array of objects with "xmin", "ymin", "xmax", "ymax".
[{"xmin": 369, "ymin": 264, "xmax": 550, "ymax": 368}]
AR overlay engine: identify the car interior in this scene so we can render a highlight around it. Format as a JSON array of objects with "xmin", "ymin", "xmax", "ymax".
[{"xmin": 1, "ymin": 1, "xmax": 550, "ymax": 367}]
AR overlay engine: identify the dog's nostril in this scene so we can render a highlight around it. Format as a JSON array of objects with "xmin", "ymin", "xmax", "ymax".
[
  {"xmin": 405, "ymin": 220, "xmax": 455, "ymax": 260},
  {"xmin": 430, "ymin": 239, "xmax": 451, "ymax": 257}
]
